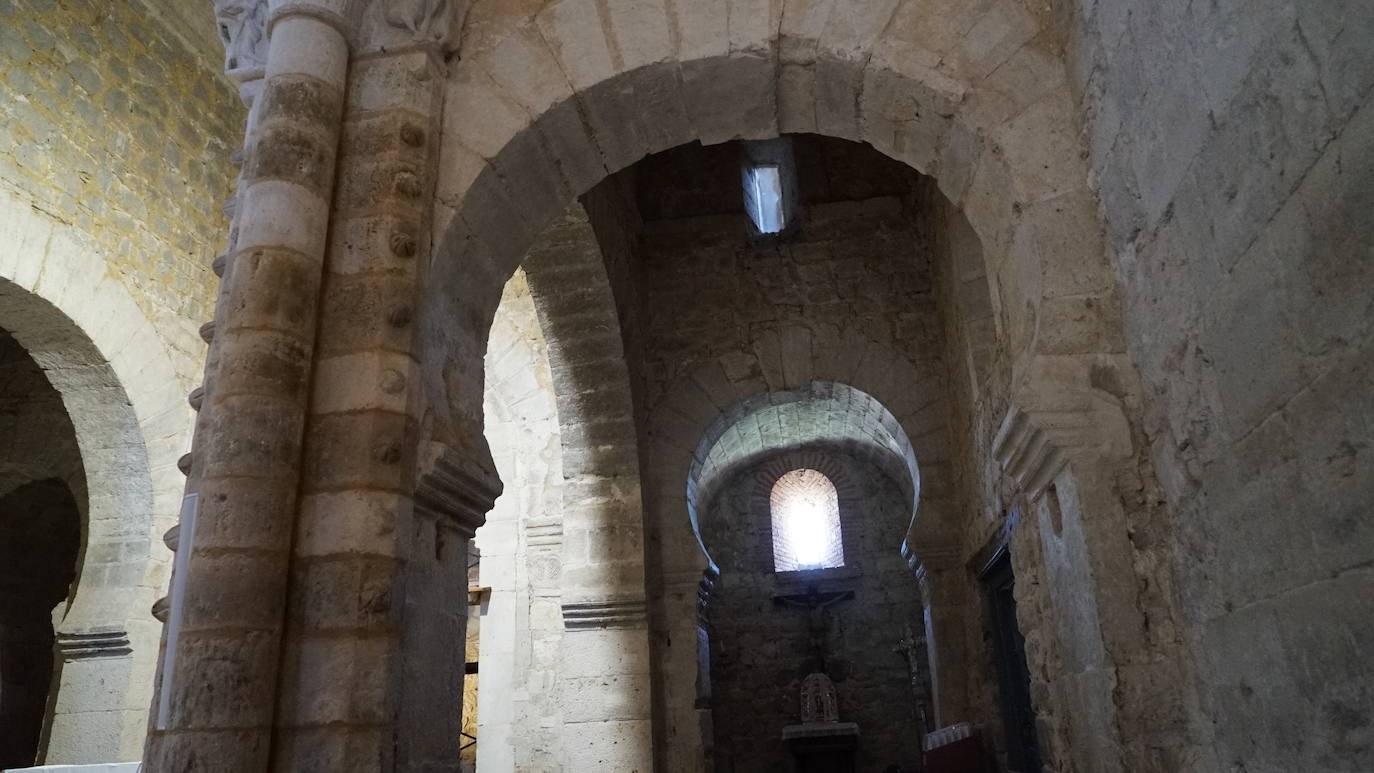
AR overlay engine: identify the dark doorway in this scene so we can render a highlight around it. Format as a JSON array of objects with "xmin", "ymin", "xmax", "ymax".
[
  {"xmin": 981, "ymin": 553, "xmax": 1041, "ymax": 773},
  {"xmin": 0, "ymin": 478, "xmax": 82, "ymax": 769}
]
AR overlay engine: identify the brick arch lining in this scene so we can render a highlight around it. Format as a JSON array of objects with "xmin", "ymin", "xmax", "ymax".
[{"xmin": 753, "ymin": 449, "xmax": 855, "ymax": 573}]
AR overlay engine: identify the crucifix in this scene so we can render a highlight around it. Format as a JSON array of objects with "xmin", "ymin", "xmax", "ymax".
[
  {"xmin": 894, "ymin": 622, "xmax": 932, "ymax": 735},
  {"xmin": 773, "ymin": 584, "xmax": 854, "ymax": 674}
]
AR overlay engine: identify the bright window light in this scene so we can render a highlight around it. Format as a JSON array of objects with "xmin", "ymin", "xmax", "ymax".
[
  {"xmin": 771, "ymin": 469, "xmax": 844, "ymax": 572},
  {"xmin": 744, "ymin": 164, "xmax": 785, "ymax": 234}
]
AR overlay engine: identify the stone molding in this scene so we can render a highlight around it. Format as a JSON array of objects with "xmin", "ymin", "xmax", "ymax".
[
  {"xmin": 56, "ymin": 629, "xmax": 133, "ymax": 661},
  {"xmin": 562, "ymin": 599, "xmax": 648, "ymax": 630},
  {"xmin": 991, "ymin": 406, "xmax": 1067, "ymax": 504},
  {"xmin": 524, "ymin": 516, "xmax": 563, "ymax": 549},
  {"xmin": 414, "ymin": 444, "xmax": 503, "ymax": 537}
]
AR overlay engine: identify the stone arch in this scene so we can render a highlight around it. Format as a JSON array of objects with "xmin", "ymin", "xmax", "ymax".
[
  {"xmin": 639, "ymin": 328, "xmax": 963, "ymax": 765},
  {"xmin": 479, "ymin": 268, "xmax": 567, "ymax": 769},
  {"xmin": 520, "ymin": 203, "xmax": 646, "ymax": 613},
  {"xmin": 416, "ymin": 4, "xmax": 1150, "ymax": 768},
  {"xmin": 476, "ymin": 204, "xmax": 649, "ymax": 768},
  {"xmin": 685, "ymin": 381, "xmax": 922, "ymax": 578},
  {"xmin": 0, "ymin": 200, "xmax": 188, "ymax": 762},
  {"xmin": 423, "ymin": 0, "xmax": 1129, "ymax": 468}
]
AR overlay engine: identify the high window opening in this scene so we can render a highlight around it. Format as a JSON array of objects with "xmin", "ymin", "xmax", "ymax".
[
  {"xmin": 740, "ymin": 138, "xmax": 798, "ymax": 237},
  {"xmin": 744, "ymin": 164, "xmax": 785, "ymax": 233},
  {"xmin": 770, "ymin": 469, "xmax": 844, "ymax": 572}
]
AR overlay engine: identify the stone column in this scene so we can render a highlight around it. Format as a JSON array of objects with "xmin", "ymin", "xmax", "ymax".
[{"xmin": 143, "ymin": 3, "xmax": 351, "ymax": 768}]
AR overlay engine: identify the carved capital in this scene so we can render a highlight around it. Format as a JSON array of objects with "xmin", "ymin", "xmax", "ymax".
[{"xmin": 212, "ymin": 0, "xmax": 269, "ymax": 82}]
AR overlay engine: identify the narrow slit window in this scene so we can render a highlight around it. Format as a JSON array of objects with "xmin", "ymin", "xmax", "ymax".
[
  {"xmin": 770, "ymin": 469, "xmax": 844, "ymax": 572},
  {"xmin": 744, "ymin": 163, "xmax": 786, "ymax": 234}
]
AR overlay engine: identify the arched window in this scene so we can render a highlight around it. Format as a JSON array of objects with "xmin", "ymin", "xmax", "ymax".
[{"xmin": 770, "ymin": 469, "xmax": 844, "ymax": 572}]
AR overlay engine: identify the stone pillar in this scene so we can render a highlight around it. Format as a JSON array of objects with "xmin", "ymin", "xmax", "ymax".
[
  {"xmin": 991, "ymin": 404, "xmax": 1178, "ymax": 773},
  {"xmin": 655, "ymin": 570, "xmax": 717, "ymax": 773},
  {"xmin": 558, "ymin": 475, "xmax": 654, "ymax": 770},
  {"xmin": 143, "ymin": 2, "xmax": 351, "ymax": 768},
  {"xmin": 267, "ymin": 31, "xmax": 499, "ymax": 765},
  {"xmin": 910, "ymin": 547, "xmax": 972, "ymax": 730}
]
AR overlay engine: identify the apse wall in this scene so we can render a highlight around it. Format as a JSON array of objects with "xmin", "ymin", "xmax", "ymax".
[
  {"xmin": 1062, "ymin": 2, "xmax": 1374, "ymax": 769},
  {"xmin": 699, "ymin": 446, "xmax": 929, "ymax": 773}
]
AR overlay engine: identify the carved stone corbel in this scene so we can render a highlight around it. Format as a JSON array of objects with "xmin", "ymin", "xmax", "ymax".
[
  {"xmin": 383, "ymin": 0, "xmax": 471, "ymax": 53},
  {"xmin": 212, "ymin": 0, "xmax": 269, "ymax": 82},
  {"xmin": 414, "ymin": 441, "xmax": 503, "ymax": 538},
  {"xmin": 991, "ymin": 406, "xmax": 1068, "ymax": 503}
]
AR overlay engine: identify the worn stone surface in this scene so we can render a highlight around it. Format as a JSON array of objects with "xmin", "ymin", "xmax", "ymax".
[{"xmin": 1063, "ymin": 0, "xmax": 1374, "ymax": 769}]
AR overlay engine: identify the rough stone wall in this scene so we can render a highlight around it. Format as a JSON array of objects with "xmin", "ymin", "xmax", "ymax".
[
  {"xmin": 700, "ymin": 447, "xmax": 929, "ymax": 773},
  {"xmin": 1063, "ymin": 1, "xmax": 1374, "ymax": 769},
  {"xmin": 0, "ymin": 0, "xmax": 240, "ymax": 384},
  {"xmin": 631, "ymin": 141, "xmax": 938, "ymax": 411}
]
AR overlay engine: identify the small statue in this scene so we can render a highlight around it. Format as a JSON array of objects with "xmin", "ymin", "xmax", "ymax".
[
  {"xmin": 212, "ymin": 0, "xmax": 268, "ymax": 81},
  {"xmin": 800, "ymin": 672, "xmax": 840, "ymax": 723}
]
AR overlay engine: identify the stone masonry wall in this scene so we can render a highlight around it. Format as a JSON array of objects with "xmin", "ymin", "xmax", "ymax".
[
  {"xmin": 0, "ymin": 2, "xmax": 243, "ymax": 759},
  {"xmin": 617, "ymin": 137, "xmax": 1001, "ymax": 768},
  {"xmin": 700, "ymin": 446, "xmax": 929, "ymax": 773},
  {"xmin": 0, "ymin": 0, "xmax": 241, "ymax": 385},
  {"xmin": 631, "ymin": 142, "xmax": 940, "ymax": 412},
  {"xmin": 1062, "ymin": 1, "xmax": 1374, "ymax": 769}
]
